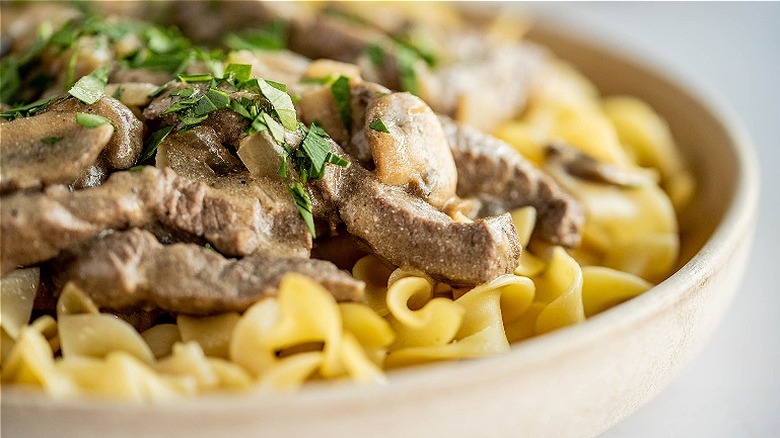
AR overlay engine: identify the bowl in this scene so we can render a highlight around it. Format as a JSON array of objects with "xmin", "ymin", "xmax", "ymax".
[{"xmin": 1, "ymin": 14, "xmax": 759, "ymax": 438}]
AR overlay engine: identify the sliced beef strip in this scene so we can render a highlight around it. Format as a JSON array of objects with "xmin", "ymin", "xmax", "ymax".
[
  {"xmin": 157, "ymin": 126, "xmax": 311, "ymax": 258},
  {"xmin": 53, "ymin": 229, "xmax": 364, "ymax": 315},
  {"xmin": 313, "ymin": 152, "xmax": 521, "ymax": 287},
  {"xmin": 0, "ymin": 166, "xmax": 291, "ymax": 274},
  {"xmin": 439, "ymin": 116, "xmax": 584, "ymax": 247},
  {"xmin": 0, "ymin": 111, "xmax": 113, "ymax": 194}
]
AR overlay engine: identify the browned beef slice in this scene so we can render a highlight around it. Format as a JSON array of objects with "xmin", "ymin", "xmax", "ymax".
[
  {"xmin": 1, "ymin": 166, "xmax": 295, "ymax": 273},
  {"xmin": 54, "ymin": 229, "xmax": 364, "ymax": 315},
  {"xmin": 157, "ymin": 127, "xmax": 311, "ymax": 258},
  {"xmin": 0, "ymin": 111, "xmax": 113, "ymax": 193},
  {"xmin": 439, "ymin": 116, "xmax": 584, "ymax": 248},
  {"xmin": 315, "ymin": 159, "xmax": 521, "ymax": 287}
]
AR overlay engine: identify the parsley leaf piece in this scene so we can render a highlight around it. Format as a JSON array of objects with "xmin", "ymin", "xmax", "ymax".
[
  {"xmin": 369, "ymin": 118, "xmax": 390, "ymax": 133},
  {"xmin": 364, "ymin": 43, "xmax": 386, "ymax": 67},
  {"xmin": 68, "ymin": 65, "xmax": 109, "ymax": 105},
  {"xmin": 289, "ymin": 182, "xmax": 316, "ymax": 238},
  {"xmin": 230, "ymin": 98, "xmax": 252, "ymax": 119},
  {"xmin": 223, "ymin": 21, "xmax": 287, "ymax": 51},
  {"xmin": 396, "ymin": 45, "xmax": 421, "ymax": 96},
  {"xmin": 250, "ymin": 114, "xmax": 269, "ymax": 134},
  {"xmin": 224, "ymin": 63, "xmax": 252, "ymax": 84},
  {"xmin": 1, "ymin": 57, "xmax": 21, "ymax": 103},
  {"xmin": 265, "ymin": 79, "xmax": 287, "ymax": 93},
  {"xmin": 300, "ymin": 124, "xmax": 332, "ymax": 178},
  {"xmin": 0, "ymin": 96, "xmax": 57, "ymax": 120},
  {"xmin": 325, "ymin": 152, "xmax": 350, "ymax": 168},
  {"xmin": 262, "ymin": 112, "xmax": 286, "ymax": 144},
  {"xmin": 170, "ymin": 88, "xmax": 196, "ymax": 98},
  {"xmin": 330, "ymin": 75, "xmax": 352, "ymax": 132},
  {"xmin": 179, "ymin": 114, "xmax": 208, "ymax": 127},
  {"xmin": 138, "ymin": 125, "xmax": 174, "ymax": 163},
  {"xmin": 41, "ymin": 136, "xmax": 64, "ymax": 145},
  {"xmin": 75, "ymin": 112, "xmax": 112, "ymax": 128},
  {"xmin": 258, "ymin": 79, "xmax": 298, "ymax": 131},
  {"xmin": 178, "ymin": 73, "xmax": 214, "ymax": 83},
  {"xmin": 191, "ymin": 88, "xmax": 230, "ymax": 117}
]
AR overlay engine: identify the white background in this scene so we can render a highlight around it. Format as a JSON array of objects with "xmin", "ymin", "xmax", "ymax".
[{"xmin": 525, "ymin": 3, "xmax": 780, "ymax": 437}]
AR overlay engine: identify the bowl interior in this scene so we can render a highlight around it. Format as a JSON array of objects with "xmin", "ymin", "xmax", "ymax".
[{"xmin": 2, "ymin": 14, "xmax": 759, "ymax": 438}]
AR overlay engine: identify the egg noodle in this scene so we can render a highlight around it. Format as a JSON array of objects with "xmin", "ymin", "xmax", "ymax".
[{"xmin": 0, "ymin": 11, "xmax": 693, "ymax": 399}]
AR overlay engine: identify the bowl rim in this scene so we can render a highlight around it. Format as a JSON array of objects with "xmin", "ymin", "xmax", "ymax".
[{"xmin": 2, "ymin": 16, "xmax": 761, "ymax": 415}]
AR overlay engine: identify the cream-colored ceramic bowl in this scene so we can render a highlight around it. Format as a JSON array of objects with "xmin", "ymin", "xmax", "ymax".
[{"xmin": 2, "ymin": 18, "xmax": 759, "ymax": 438}]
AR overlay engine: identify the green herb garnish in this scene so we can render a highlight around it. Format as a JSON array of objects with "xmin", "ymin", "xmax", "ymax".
[
  {"xmin": 223, "ymin": 21, "xmax": 288, "ymax": 52},
  {"xmin": 177, "ymin": 73, "xmax": 214, "ymax": 83},
  {"xmin": 0, "ymin": 96, "xmax": 58, "ymax": 120},
  {"xmin": 396, "ymin": 45, "xmax": 421, "ymax": 96},
  {"xmin": 364, "ymin": 44, "xmax": 386, "ymax": 67},
  {"xmin": 330, "ymin": 75, "xmax": 352, "ymax": 132},
  {"xmin": 75, "ymin": 112, "xmax": 112, "ymax": 128},
  {"xmin": 68, "ymin": 65, "xmax": 109, "ymax": 105},
  {"xmin": 289, "ymin": 182, "xmax": 316, "ymax": 237},
  {"xmin": 224, "ymin": 63, "xmax": 252, "ymax": 84},
  {"xmin": 138, "ymin": 125, "xmax": 174, "ymax": 163},
  {"xmin": 41, "ymin": 136, "xmax": 64, "ymax": 145},
  {"xmin": 258, "ymin": 79, "xmax": 298, "ymax": 131},
  {"xmin": 369, "ymin": 118, "xmax": 390, "ymax": 133}
]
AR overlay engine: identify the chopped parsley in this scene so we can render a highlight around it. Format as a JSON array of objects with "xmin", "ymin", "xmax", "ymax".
[
  {"xmin": 138, "ymin": 125, "xmax": 174, "ymax": 163},
  {"xmin": 0, "ymin": 96, "xmax": 59, "ymax": 121},
  {"xmin": 330, "ymin": 75, "xmax": 352, "ymax": 132},
  {"xmin": 224, "ymin": 63, "xmax": 252, "ymax": 84},
  {"xmin": 364, "ymin": 43, "xmax": 386, "ymax": 67},
  {"xmin": 68, "ymin": 65, "xmax": 109, "ymax": 105},
  {"xmin": 223, "ymin": 20, "xmax": 288, "ymax": 52},
  {"xmin": 75, "ymin": 112, "xmax": 112, "ymax": 128},
  {"xmin": 177, "ymin": 73, "xmax": 214, "ymax": 83},
  {"xmin": 369, "ymin": 118, "xmax": 390, "ymax": 133},
  {"xmin": 289, "ymin": 182, "xmax": 316, "ymax": 237},
  {"xmin": 396, "ymin": 45, "xmax": 421, "ymax": 96},
  {"xmin": 41, "ymin": 136, "xmax": 63, "ymax": 145},
  {"xmin": 258, "ymin": 79, "xmax": 298, "ymax": 131}
]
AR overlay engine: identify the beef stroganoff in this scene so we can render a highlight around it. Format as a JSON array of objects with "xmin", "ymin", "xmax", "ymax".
[{"xmin": 0, "ymin": 1, "xmax": 693, "ymax": 399}]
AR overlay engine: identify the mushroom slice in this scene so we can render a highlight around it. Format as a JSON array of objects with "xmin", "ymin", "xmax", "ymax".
[
  {"xmin": 545, "ymin": 141, "xmax": 657, "ymax": 188},
  {"xmin": 0, "ymin": 111, "xmax": 113, "ymax": 193},
  {"xmin": 47, "ymin": 95, "xmax": 144, "ymax": 169},
  {"xmin": 440, "ymin": 116, "xmax": 584, "ymax": 247},
  {"xmin": 364, "ymin": 92, "xmax": 458, "ymax": 209},
  {"xmin": 54, "ymin": 229, "xmax": 364, "ymax": 315}
]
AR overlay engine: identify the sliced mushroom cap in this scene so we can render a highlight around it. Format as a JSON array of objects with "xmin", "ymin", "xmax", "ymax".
[
  {"xmin": 46, "ymin": 95, "xmax": 144, "ymax": 169},
  {"xmin": 364, "ymin": 92, "xmax": 458, "ymax": 208},
  {"xmin": 0, "ymin": 111, "xmax": 113, "ymax": 193},
  {"xmin": 545, "ymin": 141, "xmax": 657, "ymax": 188}
]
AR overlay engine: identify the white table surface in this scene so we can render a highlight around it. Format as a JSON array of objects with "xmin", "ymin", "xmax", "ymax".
[{"xmin": 526, "ymin": 3, "xmax": 780, "ymax": 437}]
